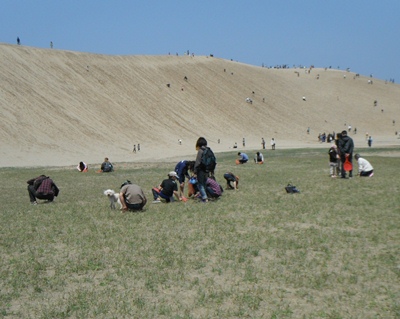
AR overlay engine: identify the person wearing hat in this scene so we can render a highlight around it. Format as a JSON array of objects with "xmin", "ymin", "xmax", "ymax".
[
  {"xmin": 354, "ymin": 154, "xmax": 374, "ymax": 177},
  {"xmin": 338, "ymin": 130, "xmax": 354, "ymax": 178},
  {"xmin": 119, "ymin": 180, "xmax": 147, "ymax": 212},
  {"xmin": 152, "ymin": 171, "xmax": 182, "ymax": 203},
  {"xmin": 328, "ymin": 144, "xmax": 339, "ymax": 178}
]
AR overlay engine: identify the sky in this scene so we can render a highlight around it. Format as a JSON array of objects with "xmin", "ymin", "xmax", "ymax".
[{"xmin": 1, "ymin": 1, "xmax": 399, "ymax": 82}]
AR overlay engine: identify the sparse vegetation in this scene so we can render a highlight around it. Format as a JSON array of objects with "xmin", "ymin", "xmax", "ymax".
[{"xmin": 1, "ymin": 148, "xmax": 399, "ymax": 318}]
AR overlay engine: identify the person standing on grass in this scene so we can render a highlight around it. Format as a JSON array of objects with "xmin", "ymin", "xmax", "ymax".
[
  {"xmin": 193, "ymin": 137, "xmax": 213, "ymax": 203},
  {"xmin": 355, "ymin": 154, "xmax": 374, "ymax": 177},
  {"xmin": 328, "ymin": 144, "xmax": 339, "ymax": 178},
  {"xmin": 338, "ymin": 130, "xmax": 354, "ymax": 178}
]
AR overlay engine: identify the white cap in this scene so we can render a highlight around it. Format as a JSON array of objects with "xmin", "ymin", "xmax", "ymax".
[{"xmin": 168, "ymin": 171, "xmax": 178, "ymax": 178}]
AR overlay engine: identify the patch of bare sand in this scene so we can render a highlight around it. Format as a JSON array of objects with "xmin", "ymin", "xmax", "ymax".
[{"xmin": 1, "ymin": 43, "xmax": 399, "ymax": 168}]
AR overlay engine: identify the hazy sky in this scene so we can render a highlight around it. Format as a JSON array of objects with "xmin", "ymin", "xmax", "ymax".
[{"xmin": 2, "ymin": 1, "xmax": 399, "ymax": 81}]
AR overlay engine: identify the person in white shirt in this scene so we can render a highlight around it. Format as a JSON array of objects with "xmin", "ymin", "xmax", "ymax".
[
  {"xmin": 355, "ymin": 154, "xmax": 374, "ymax": 177},
  {"xmin": 254, "ymin": 152, "xmax": 264, "ymax": 164}
]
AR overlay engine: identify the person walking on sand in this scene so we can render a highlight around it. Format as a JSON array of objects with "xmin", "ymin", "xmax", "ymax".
[
  {"xmin": 271, "ymin": 138, "xmax": 276, "ymax": 150},
  {"xmin": 368, "ymin": 136, "xmax": 373, "ymax": 147}
]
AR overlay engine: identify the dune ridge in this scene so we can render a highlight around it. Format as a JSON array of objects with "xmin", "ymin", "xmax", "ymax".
[{"xmin": 0, "ymin": 43, "xmax": 399, "ymax": 167}]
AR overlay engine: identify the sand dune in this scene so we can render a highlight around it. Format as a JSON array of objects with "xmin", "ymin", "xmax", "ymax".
[{"xmin": 0, "ymin": 43, "xmax": 399, "ymax": 167}]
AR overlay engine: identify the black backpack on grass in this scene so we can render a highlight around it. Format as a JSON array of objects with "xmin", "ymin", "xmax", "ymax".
[{"xmin": 201, "ymin": 147, "xmax": 216, "ymax": 173}]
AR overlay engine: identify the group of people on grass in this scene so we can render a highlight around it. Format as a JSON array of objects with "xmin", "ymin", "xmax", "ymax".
[
  {"xmin": 27, "ymin": 133, "xmax": 375, "ymax": 210},
  {"xmin": 27, "ymin": 137, "xmax": 240, "ymax": 212},
  {"xmin": 328, "ymin": 130, "xmax": 374, "ymax": 178}
]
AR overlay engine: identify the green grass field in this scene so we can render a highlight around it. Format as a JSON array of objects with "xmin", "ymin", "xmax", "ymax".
[{"xmin": 1, "ymin": 148, "xmax": 399, "ymax": 318}]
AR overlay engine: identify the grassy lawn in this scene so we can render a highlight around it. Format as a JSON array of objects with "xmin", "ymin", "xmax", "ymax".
[{"xmin": 1, "ymin": 148, "xmax": 399, "ymax": 318}]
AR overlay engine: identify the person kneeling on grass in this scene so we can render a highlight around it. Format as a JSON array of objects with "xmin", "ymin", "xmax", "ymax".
[
  {"xmin": 27, "ymin": 175, "xmax": 59, "ymax": 205},
  {"xmin": 355, "ymin": 154, "xmax": 374, "ymax": 177},
  {"xmin": 152, "ymin": 171, "xmax": 182, "ymax": 203},
  {"xmin": 223, "ymin": 172, "xmax": 239, "ymax": 190},
  {"xmin": 206, "ymin": 176, "xmax": 223, "ymax": 199},
  {"xmin": 237, "ymin": 152, "xmax": 249, "ymax": 164},
  {"xmin": 119, "ymin": 180, "xmax": 147, "ymax": 212},
  {"xmin": 254, "ymin": 152, "xmax": 264, "ymax": 164}
]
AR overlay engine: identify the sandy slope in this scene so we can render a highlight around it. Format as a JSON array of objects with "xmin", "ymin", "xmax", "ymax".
[{"xmin": 0, "ymin": 43, "xmax": 399, "ymax": 168}]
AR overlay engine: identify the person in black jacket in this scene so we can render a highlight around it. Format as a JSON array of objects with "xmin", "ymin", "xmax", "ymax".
[
  {"xmin": 193, "ymin": 137, "xmax": 210, "ymax": 203},
  {"xmin": 338, "ymin": 130, "xmax": 354, "ymax": 178}
]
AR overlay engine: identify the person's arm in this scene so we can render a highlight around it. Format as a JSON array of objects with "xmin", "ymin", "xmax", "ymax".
[
  {"xmin": 119, "ymin": 192, "xmax": 128, "ymax": 210},
  {"xmin": 194, "ymin": 150, "xmax": 203, "ymax": 175}
]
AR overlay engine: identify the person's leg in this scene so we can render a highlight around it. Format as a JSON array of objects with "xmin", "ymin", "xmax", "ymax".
[
  {"xmin": 127, "ymin": 202, "xmax": 145, "ymax": 211},
  {"xmin": 340, "ymin": 156, "xmax": 346, "ymax": 178},
  {"xmin": 28, "ymin": 185, "xmax": 37, "ymax": 203},
  {"xmin": 348, "ymin": 154, "xmax": 353, "ymax": 177},
  {"xmin": 152, "ymin": 188, "xmax": 161, "ymax": 200},
  {"xmin": 197, "ymin": 171, "xmax": 208, "ymax": 200},
  {"xmin": 360, "ymin": 170, "xmax": 373, "ymax": 177},
  {"xmin": 206, "ymin": 186, "xmax": 216, "ymax": 198},
  {"xmin": 159, "ymin": 191, "xmax": 171, "ymax": 202}
]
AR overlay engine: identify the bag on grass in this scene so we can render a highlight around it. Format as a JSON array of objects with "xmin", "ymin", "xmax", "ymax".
[
  {"xmin": 285, "ymin": 183, "xmax": 300, "ymax": 194},
  {"xmin": 201, "ymin": 147, "xmax": 216, "ymax": 173}
]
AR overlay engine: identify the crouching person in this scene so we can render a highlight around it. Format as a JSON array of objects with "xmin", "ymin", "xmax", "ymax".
[
  {"xmin": 119, "ymin": 180, "xmax": 147, "ymax": 212},
  {"xmin": 206, "ymin": 176, "xmax": 223, "ymax": 199},
  {"xmin": 152, "ymin": 171, "xmax": 182, "ymax": 203},
  {"xmin": 224, "ymin": 172, "xmax": 239, "ymax": 190},
  {"xmin": 27, "ymin": 175, "xmax": 59, "ymax": 205}
]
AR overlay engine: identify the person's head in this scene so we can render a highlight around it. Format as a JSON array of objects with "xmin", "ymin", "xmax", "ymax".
[
  {"xmin": 168, "ymin": 171, "xmax": 178, "ymax": 179},
  {"xmin": 256, "ymin": 152, "xmax": 260, "ymax": 156},
  {"xmin": 238, "ymin": 152, "xmax": 241, "ymax": 156},
  {"xmin": 120, "ymin": 180, "xmax": 132, "ymax": 189},
  {"xmin": 355, "ymin": 154, "xmax": 361, "ymax": 161},
  {"xmin": 341, "ymin": 130, "xmax": 347, "ymax": 137},
  {"xmin": 195, "ymin": 137, "xmax": 207, "ymax": 150},
  {"xmin": 104, "ymin": 157, "xmax": 109, "ymax": 162},
  {"xmin": 187, "ymin": 161, "xmax": 195, "ymax": 172}
]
